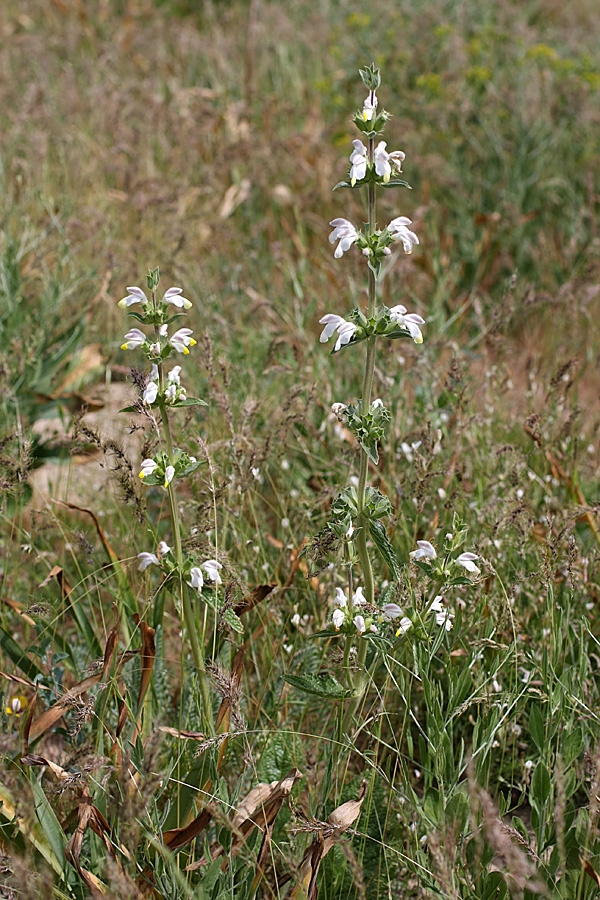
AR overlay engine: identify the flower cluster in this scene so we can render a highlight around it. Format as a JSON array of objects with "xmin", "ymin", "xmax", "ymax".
[
  {"xmin": 319, "ymin": 300, "xmax": 425, "ymax": 354},
  {"xmin": 330, "ymin": 585, "xmax": 377, "ymax": 635},
  {"xmin": 119, "ymin": 277, "xmax": 197, "ymax": 363},
  {"xmin": 410, "ymin": 537, "xmax": 481, "ymax": 582},
  {"xmin": 349, "ymin": 139, "xmax": 405, "ymax": 186},
  {"xmin": 138, "ymin": 449, "xmax": 200, "ymax": 489},
  {"xmin": 137, "ymin": 543, "xmax": 223, "ymax": 593}
]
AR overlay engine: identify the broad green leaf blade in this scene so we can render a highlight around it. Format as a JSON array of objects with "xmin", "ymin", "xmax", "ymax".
[
  {"xmin": 368, "ymin": 521, "xmax": 402, "ymax": 581},
  {"xmin": 284, "ymin": 673, "xmax": 347, "ymax": 699},
  {"xmin": 222, "ymin": 608, "xmax": 244, "ymax": 634},
  {"xmin": 170, "ymin": 397, "xmax": 208, "ymax": 408},
  {"xmin": 0, "ymin": 628, "xmax": 44, "ymax": 682}
]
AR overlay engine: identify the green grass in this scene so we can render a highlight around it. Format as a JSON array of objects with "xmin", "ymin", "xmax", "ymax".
[{"xmin": 1, "ymin": 0, "xmax": 600, "ymax": 898}]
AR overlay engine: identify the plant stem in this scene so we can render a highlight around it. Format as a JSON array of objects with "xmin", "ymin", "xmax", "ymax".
[
  {"xmin": 154, "ymin": 328, "xmax": 214, "ymax": 734},
  {"xmin": 355, "ymin": 142, "xmax": 378, "ymax": 607}
]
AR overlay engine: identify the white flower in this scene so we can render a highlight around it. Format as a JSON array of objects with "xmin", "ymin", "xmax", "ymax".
[
  {"xmin": 382, "ymin": 603, "xmax": 403, "ymax": 621},
  {"xmin": 332, "ymin": 608, "xmax": 345, "ymax": 629},
  {"xmin": 328, "ymin": 218, "xmax": 359, "ymax": 258},
  {"xmin": 158, "ymin": 541, "xmax": 171, "ymax": 557},
  {"xmin": 372, "ymin": 398, "xmax": 384, "ymax": 408},
  {"xmin": 164, "ymin": 466, "xmax": 175, "ymax": 487},
  {"xmin": 333, "ymin": 587, "xmax": 347, "ymax": 607},
  {"xmin": 319, "ymin": 314, "xmax": 345, "ymax": 342},
  {"xmin": 349, "ymin": 140, "xmax": 368, "ymax": 186},
  {"xmin": 203, "ymin": 559, "xmax": 223, "ymax": 584},
  {"xmin": 150, "ymin": 363, "xmax": 159, "ymax": 380},
  {"xmin": 163, "ymin": 287, "xmax": 192, "ymax": 309},
  {"xmin": 331, "ymin": 402, "xmax": 348, "ymax": 418},
  {"xmin": 430, "ymin": 596, "xmax": 454, "ymax": 630},
  {"xmin": 118, "ymin": 286, "xmax": 147, "ymax": 308},
  {"xmin": 353, "ymin": 586, "xmax": 366, "ymax": 606},
  {"xmin": 11, "ymin": 697, "xmax": 23, "ymax": 714},
  {"xmin": 138, "ymin": 551, "xmax": 159, "ymax": 571},
  {"xmin": 291, "ymin": 613, "xmax": 301, "ymax": 627},
  {"xmin": 354, "ymin": 614, "xmax": 366, "ymax": 634},
  {"xmin": 143, "ymin": 381, "xmax": 159, "ymax": 404},
  {"xmin": 362, "ymin": 92, "xmax": 377, "ymax": 121},
  {"xmin": 189, "ymin": 566, "xmax": 204, "ymax": 591},
  {"xmin": 319, "ymin": 314, "xmax": 357, "ymax": 352},
  {"xmin": 456, "ymin": 552, "xmax": 480, "ymax": 575},
  {"xmin": 139, "ymin": 458, "xmax": 158, "ymax": 479},
  {"xmin": 149, "ymin": 342, "xmax": 161, "ymax": 356},
  {"xmin": 374, "ymin": 142, "xmax": 405, "ymax": 182},
  {"xmin": 165, "ymin": 383, "xmax": 177, "ymax": 403},
  {"xmin": 388, "ymin": 216, "xmax": 419, "ymax": 254},
  {"xmin": 168, "ymin": 366, "xmax": 182, "ymax": 384},
  {"xmin": 121, "ymin": 328, "xmax": 146, "ymax": 350},
  {"xmin": 397, "ymin": 617, "xmax": 413, "ymax": 635},
  {"xmin": 388, "ymin": 304, "xmax": 426, "ymax": 344},
  {"xmin": 159, "ymin": 323, "xmax": 168, "ymax": 337},
  {"xmin": 411, "ymin": 540, "xmax": 437, "ymax": 561},
  {"xmin": 169, "ymin": 328, "xmax": 196, "ymax": 355}
]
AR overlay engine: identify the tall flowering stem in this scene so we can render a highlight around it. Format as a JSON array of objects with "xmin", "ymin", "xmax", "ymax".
[
  {"xmin": 120, "ymin": 268, "xmax": 216, "ymax": 734},
  {"xmin": 316, "ymin": 65, "xmax": 425, "ymax": 713}
]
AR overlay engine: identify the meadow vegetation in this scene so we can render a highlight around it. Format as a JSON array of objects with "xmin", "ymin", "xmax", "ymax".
[{"xmin": 1, "ymin": 0, "xmax": 600, "ymax": 898}]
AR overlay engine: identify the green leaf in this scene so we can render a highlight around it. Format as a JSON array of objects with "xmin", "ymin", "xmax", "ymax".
[
  {"xmin": 531, "ymin": 762, "xmax": 551, "ymax": 806},
  {"xmin": 284, "ymin": 673, "xmax": 347, "ymax": 699},
  {"xmin": 561, "ymin": 727, "xmax": 583, "ymax": 767},
  {"xmin": 528, "ymin": 703, "xmax": 545, "ymax": 752},
  {"xmin": 29, "ymin": 776, "xmax": 68, "ymax": 876},
  {"xmin": 119, "ymin": 405, "xmax": 139, "ymax": 413},
  {"xmin": 359, "ymin": 435, "xmax": 379, "ymax": 464},
  {"xmin": 0, "ymin": 628, "xmax": 44, "ymax": 682},
  {"xmin": 369, "ymin": 521, "xmax": 402, "ymax": 581},
  {"xmin": 332, "ymin": 180, "xmax": 362, "ymax": 191},
  {"xmin": 170, "ymin": 397, "xmax": 208, "ymax": 408},
  {"xmin": 380, "ymin": 179, "xmax": 411, "ymax": 189},
  {"xmin": 222, "ymin": 608, "xmax": 244, "ymax": 634},
  {"xmin": 308, "ymin": 628, "xmax": 341, "ymax": 640},
  {"xmin": 482, "ymin": 871, "xmax": 508, "ymax": 900}
]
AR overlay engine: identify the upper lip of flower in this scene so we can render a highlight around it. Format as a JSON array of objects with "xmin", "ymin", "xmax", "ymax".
[
  {"xmin": 143, "ymin": 381, "xmax": 159, "ymax": 404},
  {"xmin": 349, "ymin": 141, "xmax": 368, "ymax": 186},
  {"xmin": 119, "ymin": 286, "xmax": 147, "ymax": 308},
  {"xmin": 387, "ymin": 216, "xmax": 419, "ymax": 253},
  {"xmin": 318, "ymin": 314, "xmax": 357, "ymax": 352},
  {"xmin": 138, "ymin": 551, "xmax": 159, "ymax": 570},
  {"xmin": 202, "ymin": 559, "xmax": 223, "ymax": 583},
  {"xmin": 411, "ymin": 540, "xmax": 437, "ymax": 560},
  {"xmin": 388, "ymin": 305, "xmax": 426, "ymax": 343},
  {"xmin": 373, "ymin": 142, "xmax": 405, "ymax": 182},
  {"xmin": 163, "ymin": 287, "xmax": 192, "ymax": 309},
  {"xmin": 362, "ymin": 92, "xmax": 378, "ymax": 120},
  {"xmin": 169, "ymin": 328, "xmax": 197, "ymax": 354},
  {"xmin": 328, "ymin": 218, "xmax": 359, "ymax": 258},
  {"xmin": 121, "ymin": 328, "xmax": 146, "ymax": 350},
  {"xmin": 456, "ymin": 552, "xmax": 480, "ymax": 574},
  {"xmin": 139, "ymin": 458, "xmax": 158, "ymax": 478}
]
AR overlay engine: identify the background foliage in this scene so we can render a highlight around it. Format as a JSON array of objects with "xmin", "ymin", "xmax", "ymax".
[{"xmin": 1, "ymin": 0, "xmax": 599, "ymax": 897}]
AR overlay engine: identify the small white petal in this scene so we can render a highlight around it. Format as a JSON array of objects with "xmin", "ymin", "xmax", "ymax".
[
  {"xmin": 411, "ymin": 540, "xmax": 437, "ymax": 560},
  {"xmin": 353, "ymin": 614, "xmax": 366, "ymax": 634},
  {"xmin": 138, "ymin": 552, "xmax": 159, "ymax": 571},
  {"xmin": 332, "ymin": 608, "xmax": 345, "ymax": 629},
  {"xmin": 334, "ymin": 587, "xmax": 347, "ymax": 607}
]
